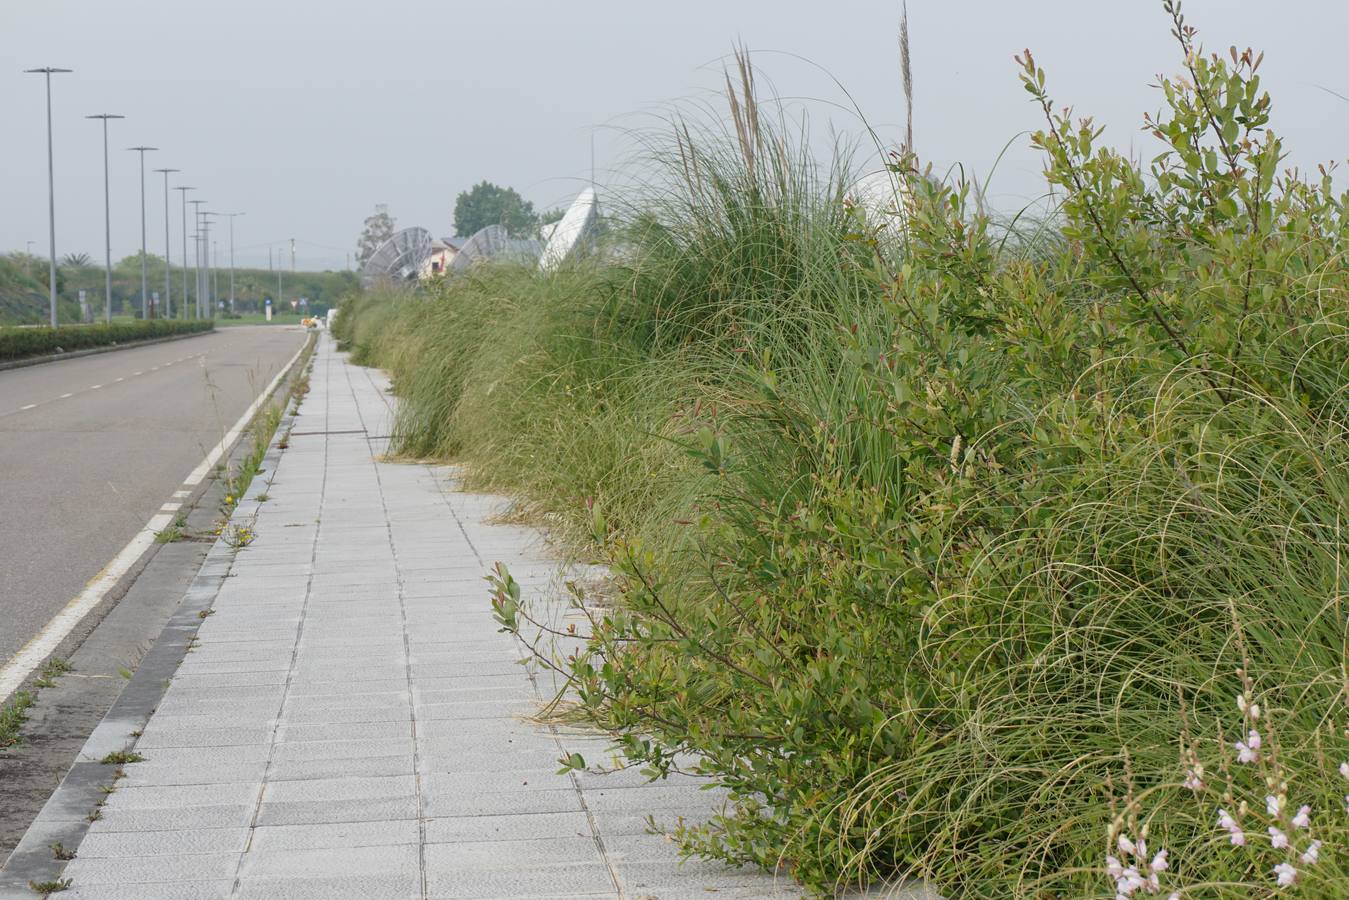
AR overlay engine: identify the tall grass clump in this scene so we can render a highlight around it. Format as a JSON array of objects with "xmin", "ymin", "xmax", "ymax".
[{"xmin": 341, "ymin": 8, "xmax": 1349, "ymax": 896}]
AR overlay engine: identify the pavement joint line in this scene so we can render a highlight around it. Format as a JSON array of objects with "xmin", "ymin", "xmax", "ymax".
[{"xmin": 0, "ymin": 335, "xmax": 311, "ymax": 706}]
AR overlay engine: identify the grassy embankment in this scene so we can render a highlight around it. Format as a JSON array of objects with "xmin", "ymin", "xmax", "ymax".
[{"xmin": 336, "ymin": 17, "xmax": 1349, "ymax": 899}]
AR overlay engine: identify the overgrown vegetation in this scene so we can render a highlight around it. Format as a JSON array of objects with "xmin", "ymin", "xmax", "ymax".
[
  {"xmin": 0, "ymin": 692, "xmax": 36, "ymax": 749},
  {"xmin": 337, "ymin": 9, "xmax": 1349, "ymax": 897},
  {"xmin": 0, "ymin": 320, "xmax": 212, "ymax": 363}
]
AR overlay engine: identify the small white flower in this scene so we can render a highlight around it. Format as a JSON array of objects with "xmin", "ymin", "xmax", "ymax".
[
  {"xmin": 1135, "ymin": 839, "xmax": 1147, "ymax": 861},
  {"xmin": 1344, "ymin": 793, "xmax": 1349, "ymax": 815},
  {"xmin": 1274, "ymin": 861, "xmax": 1298, "ymax": 887},
  {"xmin": 1292, "ymin": 805, "xmax": 1311, "ymax": 829},
  {"xmin": 1301, "ymin": 840, "xmax": 1321, "ymax": 865},
  {"xmin": 1237, "ymin": 693, "xmax": 1260, "ymax": 720},
  {"xmin": 1218, "ymin": 808, "xmax": 1237, "ymax": 830},
  {"xmin": 1269, "ymin": 826, "xmax": 1289, "ymax": 849},
  {"xmin": 1339, "ymin": 761, "xmax": 1349, "ymax": 780},
  {"xmin": 1230, "ymin": 828, "xmax": 1247, "ymax": 846},
  {"xmin": 1168, "ymin": 894, "xmax": 1181, "ymax": 900},
  {"xmin": 1106, "ymin": 855, "xmax": 1124, "ymax": 879},
  {"xmin": 1267, "ymin": 794, "xmax": 1284, "ymax": 816},
  {"xmin": 1118, "ymin": 834, "xmax": 1136, "ymax": 856},
  {"xmin": 1183, "ymin": 764, "xmax": 1204, "ymax": 791},
  {"xmin": 1236, "ymin": 730, "xmax": 1262, "ymax": 763},
  {"xmin": 1151, "ymin": 849, "xmax": 1169, "ymax": 873},
  {"xmin": 1119, "ymin": 866, "xmax": 1145, "ymax": 893}
]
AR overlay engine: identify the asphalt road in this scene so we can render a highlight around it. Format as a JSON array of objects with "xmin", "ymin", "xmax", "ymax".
[{"xmin": 0, "ymin": 326, "xmax": 307, "ymax": 668}]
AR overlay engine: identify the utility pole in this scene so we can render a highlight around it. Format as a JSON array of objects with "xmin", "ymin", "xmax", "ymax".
[
  {"xmin": 175, "ymin": 186, "xmax": 194, "ymax": 317},
  {"xmin": 128, "ymin": 146, "xmax": 158, "ymax": 318},
  {"xmin": 222, "ymin": 213, "xmax": 244, "ymax": 313},
  {"xmin": 87, "ymin": 113, "xmax": 123, "ymax": 324},
  {"xmin": 26, "ymin": 67, "xmax": 73, "ymax": 327},
  {"xmin": 153, "ymin": 168, "xmax": 179, "ymax": 317},
  {"xmin": 189, "ymin": 200, "xmax": 206, "ymax": 318}
]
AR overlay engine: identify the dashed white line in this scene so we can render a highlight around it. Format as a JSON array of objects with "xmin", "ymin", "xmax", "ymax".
[
  {"xmin": 19, "ymin": 404, "xmax": 36, "ymax": 411},
  {"xmin": 114, "ymin": 377, "xmax": 124, "ymax": 383},
  {"xmin": 58, "ymin": 393, "xmax": 73, "ymax": 399},
  {"xmin": 90, "ymin": 384, "xmax": 103, "ymax": 390}
]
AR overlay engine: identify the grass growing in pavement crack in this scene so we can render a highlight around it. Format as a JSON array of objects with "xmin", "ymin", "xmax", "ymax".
[
  {"xmin": 0, "ymin": 691, "xmax": 35, "ymax": 748},
  {"xmin": 49, "ymin": 843, "xmax": 75, "ymax": 861},
  {"xmin": 28, "ymin": 877, "xmax": 72, "ymax": 895},
  {"xmin": 100, "ymin": 750, "xmax": 145, "ymax": 765},
  {"xmin": 32, "ymin": 658, "xmax": 72, "ymax": 689},
  {"xmin": 154, "ymin": 514, "xmax": 188, "ymax": 543}
]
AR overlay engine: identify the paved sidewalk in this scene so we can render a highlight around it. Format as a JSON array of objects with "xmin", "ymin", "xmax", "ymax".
[{"xmin": 47, "ymin": 337, "xmax": 800, "ymax": 899}]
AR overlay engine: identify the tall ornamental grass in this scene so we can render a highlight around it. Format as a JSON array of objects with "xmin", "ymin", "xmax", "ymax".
[{"xmin": 338, "ymin": 7, "xmax": 1349, "ymax": 895}]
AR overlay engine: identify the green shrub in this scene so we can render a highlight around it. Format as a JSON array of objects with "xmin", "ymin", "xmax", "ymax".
[
  {"xmin": 346, "ymin": 9, "xmax": 1349, "ymax": 896},
  {"xmin": 0, "ymin": 319, "xmax": 213, "ymax": 363}
]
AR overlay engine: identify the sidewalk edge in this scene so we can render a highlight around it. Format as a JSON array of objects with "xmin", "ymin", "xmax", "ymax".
[{"xmin": 0, "ymin": 338, "xmax": 314, "ymax": 898}]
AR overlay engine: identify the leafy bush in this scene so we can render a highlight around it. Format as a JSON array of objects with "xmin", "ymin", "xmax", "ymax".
[
  {"xmin": 0, "ymin": 320, "xmax": 213, "ymax": 362},
  {"xmin": 342, "ymin": 8, "xmax": 1349, "ymax": 896}
]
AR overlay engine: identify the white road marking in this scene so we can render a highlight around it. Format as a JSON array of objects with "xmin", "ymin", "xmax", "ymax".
[
  {"xmin": 20, "ymin": 403, "xmax": 36, "ymax": 411},
  {"xmin": 0, "ymin": 337, "xmax": 309, "ymax": 704},
  {"xmin": 172, "ymin": 489, "xmax": 191, "ymax": 499},
  {"xmin": 59, "ymin": 393, "xmax": 73, "ymax": 399},
  {"xmin": 114, "ymin": 377, "xmax": 124, "ymax": 383},
  {"xmin": 160, "ymin": 502, "xmax": 182, "ymax": 512},
  {"xmin": 90, "ymin": 385, "xmax": 103, "ymax": 390},
  {"xmin": 132, "ymin": 371, "xmax": 143, "ymax": 376}
]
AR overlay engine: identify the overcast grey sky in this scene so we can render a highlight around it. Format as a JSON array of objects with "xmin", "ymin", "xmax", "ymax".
[{"xmin": 4, "ymin": 1, "xmax": 1349, "ymax": 271}]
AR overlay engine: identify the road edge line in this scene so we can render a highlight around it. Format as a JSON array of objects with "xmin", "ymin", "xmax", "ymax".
[{"xmin": 0, "ymin": 334, "xmax": 311, "ymax": 705}]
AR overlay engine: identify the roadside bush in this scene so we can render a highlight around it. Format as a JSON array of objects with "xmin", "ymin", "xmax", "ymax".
[
  {"xmin": 0, "ymin": 319, "xmax": 213, "ymax": 363},
  {"xmin": 343, "ymin": 7, "xmax": 1349, "ymax": 896}
]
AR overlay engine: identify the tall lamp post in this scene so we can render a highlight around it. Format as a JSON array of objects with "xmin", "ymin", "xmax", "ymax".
[
  {"xmin": 189, "ymin": 200, "xmax": 207, "ymax": 318},
  {"xmin": 174, "ymin": 186, "xmax": 194, "ymax": 318},
  {"xmin": 201, "ymin": 212, "xmax": 218, "ymax": 318},
  {"xmin": 86, "ymin": 113, "xmax": 123, "ymax": 323},
  {"xmin": 25, "ymin": 66, "xmax": 73, "ymax": 327},
  {"xmin": 153, "ymin": 168, "xmax": 179, "ymax": 318},
  {"xmin": 128, "ymin": 146, "xmax": 158, "ymax": 318},
  {"xmin": 221, "ymin": 213, "xmax": 244, "ymax": 314}
]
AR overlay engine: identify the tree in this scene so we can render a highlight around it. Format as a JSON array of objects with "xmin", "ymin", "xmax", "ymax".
[
  {"xmin": 453, "ymin": 182, "xmax": 536, "ymax": 238},
  {"xmin": 356, "ymin": 205, "xmax": 396, "ymax": 268},
  {"xmin": 61, "ymin": 252, "xmax": 93, "ymax": 268}
]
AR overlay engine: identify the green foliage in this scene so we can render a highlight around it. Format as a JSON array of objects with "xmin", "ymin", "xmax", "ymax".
[
  {"xmin": 0, "ymin": 691, "xmax": 35, "ymax": 748},
  {"xmin": 453, "ymin": 181, "xmax": 538, "ymax": 238},
  {"xmin": 356, "ymin": 204, "xmax": 396, "ymax": 270},
  {"xmin": 342, "ymin": 13, "xmax": 1349, "ymax": 897},
  {"xmin": 0, "ymin": 320, "xmax": 213, "ymax": 363}
]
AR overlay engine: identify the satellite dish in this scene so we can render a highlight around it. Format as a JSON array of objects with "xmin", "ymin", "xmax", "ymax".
[
  {"xmin": 449, "ymin": 225, "xmax": 512, "ymax": 273},
  {"xmin": 360, "ymin": 227, "xmax": 433, "ymax": 287},
  {"xmin": 849, "ymin": 169, "xmax": 910, "ymax": 232},
  {"xmin": 539, "ymin": 187, "xmax": 598, "ymax": 272}
]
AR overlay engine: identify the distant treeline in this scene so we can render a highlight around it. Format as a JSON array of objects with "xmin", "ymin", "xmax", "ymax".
[{"xmin": 0, "ymin": 252, "xmax": 355, "ymax": 324}]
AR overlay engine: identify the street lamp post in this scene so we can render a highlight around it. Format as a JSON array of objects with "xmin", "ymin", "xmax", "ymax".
[
  {"xmin": 86, "ymin": 113, "xmax": 124, "ymax": 324},
  {"xmin": 189, "ymin": 200, "xmax": 206, "ymax": 318},
  {"xmin": 25, "ymin": 66, "xmax": 73, "ymax": 328},
  {"xmin": 174, "ymin": 186, "xmax": 194, "ymax": 318},
  {"xmin": 128, "ymin": 146, "xmax": 158, "ymax": 318},
  {"xmin": 201, "ymin": 212, "xmax": 218, "ymax": 319},
  {"xmin": 222, "ymin": 213, "xmax": 244, "ymax": 314},
  {"xmin": 153, "ymin": 168, "xmax": 179, "ymax": 318}
]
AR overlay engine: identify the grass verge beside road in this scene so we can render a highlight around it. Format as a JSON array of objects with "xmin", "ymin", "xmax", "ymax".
[
  {"xmin": 0, "ymin": 321, "xmax": 213, "ymax": 363},
  {"xmin": 336, "ymin": 22, "xmax": 1349, "ymax": 900}
]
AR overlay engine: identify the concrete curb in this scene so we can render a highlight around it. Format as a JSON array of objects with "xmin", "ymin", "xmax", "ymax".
[
  {"xmin": 0, "ymin": 328, "xmax": 216, "ymax": 372},
  {"xmin": 0, "ymin": 344, "xmax": 311, "ymax": 898}
]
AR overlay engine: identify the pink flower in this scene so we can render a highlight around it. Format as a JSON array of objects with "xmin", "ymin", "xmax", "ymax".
[
  {"xmin": 1118, "ymin": 834, "xmax": 1136, "ymax": 856},
  {"xmin": 1183, "ymin": 767, "xmax": 1203, "ymax": 791},
  {"xmin": 1237, "ymin": 693, "xmax": 1260, "ymax": 720},
  {"xmin": 1301, "ymin": 840, "xmax": 1321, "ymax": 865},
  {"xmin": 1151, "ymin": 849, "xmax": 1169, "ymax": 873},
  {"xmin": 1292, "ymin": 805, "xmax": 1310, "ymax": 829},
  {"xmin": 1235, "ymin": 730, "xmax": 1261, "ymax": 763},
  {"xmin": 1274, "ymin": 862, "xmax": 1297, "ymax": 887},
  {"xmin": 1267, "ymin": 794, "xmax": 1284, "ymax": 816},
  {"xmin": 1339, "ymin": 761, "xmax": 1349, "ymax": 780},
  {"xmin": 1269, "ymin": 826, "xmax": 1289, "ymax": 850},
  {"xmin": 1106, "ymin": 856, "xmax": 1124, "ymax": 879}
]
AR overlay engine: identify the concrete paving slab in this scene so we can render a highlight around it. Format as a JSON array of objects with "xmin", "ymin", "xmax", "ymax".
[{"xmin": 15, "ymin": 338, "xmax": 808, "ymax": 899}]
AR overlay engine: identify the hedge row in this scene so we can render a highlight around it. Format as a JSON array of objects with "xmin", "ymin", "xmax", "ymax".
[{"xmin": 0, "ymin": 320, "xmax": 214, "ymax": 363}]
